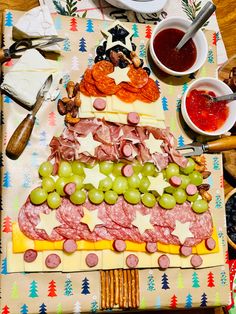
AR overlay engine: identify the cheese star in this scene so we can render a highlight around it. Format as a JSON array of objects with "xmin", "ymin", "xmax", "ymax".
[
  {"xmin": 148, "ymin": 172, "xmax": 169, "ymax": 196},
  {"xmin": 83, "ymin": 164, "xmax": 107, "ymax": 189},
  {"xmin": 132, "ymin": 211, "xmax": 153, "ymax": 235},
  {"xmin": 36, "ymin": 211, "xmax": 61, "ymax": 236},
  {"xmin": 78, "ymin": 132, "xmax": 100, "ymax": 155},
  {"xmin": 171, "ymin": 220, "xmax": 194, "ymax": 244},
  {"xmin": 107, "ymin": 66, "xmax": 131, "ymax": 85},
  {"xmin": 80, "ymin": 207, "xmax": 103, "ymax": 232},
  {"xmin": 145, "ymin": 134, "xmax": 163, "ymax": 154}
]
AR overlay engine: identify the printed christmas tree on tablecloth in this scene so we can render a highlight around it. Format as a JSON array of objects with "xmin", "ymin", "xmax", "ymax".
[
  {"xmin": 140, "ymin": 297, "xmax": 147, "ymax": 309},
  {"xmin": 176, "ymin": 98, "xmax": 181, "ymax": 112},
  {"xmin": 29, "ymin": 280, "xmax": 39, "ymax": 298},
  {"xmin": 207, "ymin": 272, "xmax": 215, "ymax": 287},
  {"xmin": 139, "ymin": 41, "xmax": 146, "ymax": 58},
  {"xmin": 39, "ymin": 303, "xmax": 47, "ymax": 314},
  {"xmin": 63, "ymin": 73, "xmax": 71, "ymax": 88},
  {"xmin": 192, "ymin": 271, "xmax": 200, "ymax": 288},
  {"xmin": 220, "ymin": 270, "xmax": 227, "ymax": 286},
  {"xmin": 4, "ymin": 59, "xmax": 13, "ymax": 67},
  {"xmin": 63, "ymin": 38, "xmax": 71, "ymax": 52},
  {"xmin": 20, "ymin": 304, "xmax": 28, "ymax": 314},
  {"xmin": 162, "ymin": 97, "xmax": 168, "ymax": 111},
  {"xmin": 1, "ymin": 257, "xmax": 8, "ymax": 275},
  {"xmin": 170, "ymin": 295, "xmax": 177, "ymax": 308},
  {"xmin": 81, "ymin": 277, "xmax": 90, "ymax": 295},
  {"xmin": 145, "ymin": 25, "xmax": 152, "ymax": 38},
  {"xmin": 31, "ymin": 152, "xmax": 39, "ymax": 168},
  {"xmin": 2, "ymin": 216, "xmax": 12, "ymax": 233},
  {"xmin": 213, "ymin": 156, "xmax": 220, "ymax": 170},
  {"xmin": 200, "ymin": 293, "xmax": 208, "ymax": 307},
  {"xmin": 208, "ymin": 49, "xmax": 214, "ymax": 63},
  {"xmin": 39, "ymin": 131, "xmax": 47, "ymax": 146},
  {"xmin": 48, "ymin": 280, "xmax": 57, "ymax": 297},
  {"xmin": 54, "ymin": 16, "xmax": 62, "ymax": 30},
  {"xmin": 71, "ymin": 56, "xmax": 79, "ymax": 70},
  {"xmin": 4, "ymin": 95, "xmax": 12, "ymax": 103},
  {"xmin": 215, "ymin": 194, "xmax": 223, "ymax": 208},
  {"xmin": 177, "ymin": 135, "xmax": 185, "ymax": 147},
  {"xmin": 3, "ymin": 171, "xmax": 12, "ymax": 188},
  {"xmin": 214, "ymin": 291, "xmax": 221, "ymax": 306},
  {"xmin": 155, "ymin": 296, "xmax": 161, "ymax": 309},
  {"xmin": 48, "ymin": 112, "xmax": 56, "ymax": 127},
  {"xmin": 90, "ymin": 297, "xmax": 98, "ymax": 312},
  {"xmin": 161, "ymin": 273, "xmax": 170, "ymax": 290},
  {"xmin": 11, "ymin": 282, "xmax": 19, "ymax": 299},
  {"xmin": 22, "ymin": 174, "xmax": 31, "ymax": 188},
  {"xmin": 56, "ymin": 304, "xmax": 63, "ymax": 314},
  {"xmin": 70, "ymin": 17, "xmax": 78, "ymax": 31},
  {"xmin": 1, "ymin": 305, "xmax": 10, "ymax": 314},
  {"xmin": 64, "ymin": 276, "xmax": 73, "ymax": 296},
  {"xmin": 86, "ymin": 19, "xmax": 94, "ymax": 32},
  {"xmin": 5, "ymin": 12, "xmax": 13, "ymax": 26},
  {"xmin": 79, "ymin": 38, "xmax": 87, "ymax": 52},
  {"xmin": 147, "ymin": 271, "xmax": 156, "ymax": 291},
  {"xmin": 132, "ymin": 24, "xmax": 139, "ymax": 38},
  {"xmin": 182, "ymin": 82, "xmax": 188, "ymax": 95},
  {"xmin": 87, "ymin": 54, "xmax": 94, "ymax": 68},
  {"xmin": 73, "ymin": 301, "xmax": 81, "ymax": 314},
  {"xmin": 185, "ymin": 293, "xmax": 193, "ymax": 308}
]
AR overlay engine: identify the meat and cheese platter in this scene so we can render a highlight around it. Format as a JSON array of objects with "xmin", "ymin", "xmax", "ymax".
[{"xmin": 0, "ymin": 5, "xmax": 230, "ymax": 313}]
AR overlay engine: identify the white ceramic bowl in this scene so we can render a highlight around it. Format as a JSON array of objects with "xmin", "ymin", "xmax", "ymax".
[
  {"xmin": 181, "ymin": 77, "xmax": 236, "ymax": 136},
  {"xmin": 149, "ymin": 16, "xmax": 208, "ymax": 76},
  {"xmin": 105, "ymin": 0, "xmax": 167, "ymax": 14}
]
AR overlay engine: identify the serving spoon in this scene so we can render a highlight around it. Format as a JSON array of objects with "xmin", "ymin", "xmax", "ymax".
[
  {"xmin": 176, "ymin": 1, "xmax": 216, "ymax": 51},
  {"xmin": 202, "ymin": 92, "xmax": 236, "ymax": 103}
]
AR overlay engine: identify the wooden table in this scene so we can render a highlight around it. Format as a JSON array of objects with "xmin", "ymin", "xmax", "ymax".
[{"xmin": 0, "ymin": 1, "xmax": 235, "ymax": 313}]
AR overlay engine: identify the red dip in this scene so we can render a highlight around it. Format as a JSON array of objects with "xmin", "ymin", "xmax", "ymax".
[
  {"xmin": 186, "ymin": 89, "xmax": 229, "ymax": 132},
  {"xmin": 153, "ymin": 28, "xmax": 197, "ymax": 72}
]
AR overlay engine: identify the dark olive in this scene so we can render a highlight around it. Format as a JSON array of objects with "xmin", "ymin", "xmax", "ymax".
[
  {"xmin": 131, "ymin": 42, "xmax": 136, "ymax": 51},
  {"xmin": 94, "ymin": 55, "xmax": 104, "ymax": 63},
  {"xmin": 143, "ymin": 67, "xmax": 151, "ymax": 75},
  {"xmin": 96, "ymin": 45, "xmax": 105, "ymax": 56}
]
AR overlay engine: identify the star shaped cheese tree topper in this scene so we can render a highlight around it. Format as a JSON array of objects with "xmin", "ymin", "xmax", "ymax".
[
  {"xmin": 171, "ymin": 220, "xmax": 194, "ymax": 244},
  {"xmin": 145, "ymin": 133, "xmax": 163, "ymax": 154},
  {"xmin": 80, "ymin": 207, "xmax": 103, "ymax": 232},
  {"xmin": 83, "ymin": 164, "xmax": 107, "ymax": 189},
  {"xmin": 108, "ymin": 66, "xmax": 131, "ymax": 85},
  {"xmin": 36, "ymin": 211, "xmax": 61, "ymax": 236},
  {"xmin": 132, "ymin": 211, "xmax": 153, "ymax": 235},
  {"xmin": 78, "ymin": 132, "xmax": 100, "ymax": 156},
  {"xmin": 148, "ymin": 172, "xmax": 169, "ymax": 196}
]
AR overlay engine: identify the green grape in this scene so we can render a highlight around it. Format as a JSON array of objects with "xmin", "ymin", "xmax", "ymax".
[
  {"xmin": 173, "ymin": 188, "xmax": 187, "ymax": 204},
  {"xmin": 99, "ymin": 161, "xmax": 114, "ymax": 175},
  {"xmin": 104, "ymin": 190, "xmax": 118, "ymax": 205},
  {"xmin": 141, "ymin": 192, "xmax": 156, "ymax": 207},
  {"xmin": 179, "ymin": 174, "xmax": 191, "ymax": 189},
  {"xmin": 88, "ymin": 189, "xmax": 104, "ymax": 204},
  {"xmin": 187, "ymin": 193, "xmax": 199, "ymax": 202},
  {"xmin": 30, "ymin": 187, "xmax": 47, "ymax": 205},
  {"xmin": 192, "ymin": 199, "xmax": 208, "ymax": 213},
  {"xmin": 189, "ymin": 171, "xmax": 203, "ymax": 186},
  {"xmin": 112, "ymin": 163, "xmax": 124, "ymax": 177},
  {"xmin": 99, "ymin": 177, "xmax": 113, "ymax": 191},
  {"xmin": 41, "ymin": 177, "xmax": 55, "ymax": 192},
  {"xmin": 47, "ymin": 192, "xmax": 61, "ymax": 209},
  {"xmin": 112, "ymin": 176, "xmax": 128, "ymax": 194},
  {"xmin": 70, "ymin": 190, "xmax": 86, "ymax": 205},
  {"xmin": 142, "ymin": 162, "xmax": 156, "ymax": 176},
  {"xmin": 132, "ymin": 161, "xmax": 143, "ymax": 174},
  {"xmin": 127, "ymin": 174, "xmax": 141, "ymax": 189},
  {"xmin": 69, "ymin": 174, "xmax": 84, "ymax": 190},
  {"xmin": 159, "ymin": 193, "xmax": 176, "ymax": 209},
  {"xmin": 58, "ymin": 161, "xmax": 72, "ymax": 178},
  {"xmin": 164, "ymin": 186, "xmax": 176, "ymax": 194},
  {"xmin": 55, "ymin": 177, "xmax": 68, "ymax": 196},
  {"xmin": 38, "ymin": 161, "xmax": 53, "ymax": 177},
  {"xmin": 165, "ymin": 163, "xmax": 179, "ymax": 179},
  {"xmin": 180, "ymin": 158, "xmax": 196, "ymax": 174},
  {"xmin": 71, "ymin": 161, "xmax": 85, "ymax": 176},
  {"xmin": 124, "ymin": 189, "xmax": 141, "ymax": 205},
  {"xmin": 139, "ymin": 177, "xmax": 150, "ymax": 193}
]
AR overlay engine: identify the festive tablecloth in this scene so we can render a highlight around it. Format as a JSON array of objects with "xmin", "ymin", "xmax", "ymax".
[{"xmin": 0, "ymin": 1, "xmax": 232, "ymax": 313}]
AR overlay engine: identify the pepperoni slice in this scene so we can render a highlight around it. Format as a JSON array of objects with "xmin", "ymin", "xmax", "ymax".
[
  {"xmin": 92, "ymin": 61, "xmax": 114, "ymax": 81},
  {"xmin": 79, "ymin": 79, "xmax": 90, "ymax": 96},
  {"xmin": 140, "ymin": 78, "xmax": 160, "ymax": 102},
  {"xmin": 84, "ymin": 68, "xmax": 96, "ymax": 85},
  {"xmin": 84, "ymin": 81, "xmax": 105, "ymax": 97},
  {"xmin": 136, "ymin": 93, "xmax": 152, "ymax": 103},
  {"xmin": 115, "ymin": 88, "xmax": 137, "ymax": 103},
  {"xmin": 95, "ymin": 77, "xmax": 121, "ymax": 95},
  {"xmin": 128, "ymin": 65, "xmax": 149, "ymax": 89},
  {"xmin": 121, "ymin": 82, "xmax": 140, "ymax": 93}
]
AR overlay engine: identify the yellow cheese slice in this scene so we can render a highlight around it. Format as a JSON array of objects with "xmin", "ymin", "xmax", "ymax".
[{"xmin": 12, "ymin": 223, "xmax": 35, "ymax": 252}]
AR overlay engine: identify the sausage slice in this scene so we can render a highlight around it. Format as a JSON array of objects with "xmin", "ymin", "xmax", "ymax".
[
  {"xmin": 24, "ymin": 249, "xmax": 38, "ymax": 263},
  {"xmin": 85, "ymin": 253, "xmax": 99, "ymax": 267},
  {"xmin": 158, "ymin": 254, "xmax": 170, "ymax": 269},
  {"xmin": 63, "ymin": 239, "xmax": 78, "ymax": 253},
  {"xmin": 126, "ymin": 254, "xmax": 139, "ymax": 268},
  {"xmin": 113, "ymin": 239, "xmax": 127, "ymax": 252},
  {"xmin": 45, "ymin": 254, "xmax": 61, "ymax": 269}
]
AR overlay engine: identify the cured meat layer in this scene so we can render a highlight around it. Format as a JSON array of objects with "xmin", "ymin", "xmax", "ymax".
[{"xmin": 18, "ymin": 197, "xmax": 213, "ymax": 247}]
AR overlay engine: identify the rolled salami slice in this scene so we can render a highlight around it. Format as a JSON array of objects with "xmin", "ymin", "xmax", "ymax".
[
  {"xmin": 121, "ymin": 164, "xmax": 133, "ymax": 177},
  {"xmin": 180, "ymin": 245, "xmax": 192, "ymax": 257},
  {"xmin": 45, "ymin": 254, "xmax": 61, "ymax": 269},
  {"xmin": 85, "ymin": 253, "xmax": 99, "ymax": 267},
  {"xmin": 190, "ymin": 255, "xmax": 203, "ymax": 268},
  {"xmin": 186, "ymin": 184, "xmax": 198, "ymax": 196},
  {"xmin": 146, "ymin": 242, "xmax": 157, "ymax": 253},
  {"xmin": 63, "ymin": 239, "xmax": 78, "ymax": 253},
  {"xmin": 93, "ymin": 98, "xmax": 106, "ymax": 111},
  {"xmin": 158, "ymin": 254, "xmax": 170, "ymax": 269},
  {"xmin": 205, "ymin": 237, "xmax": 216, "ymax": 250},
  {"xmin": 121, "ymin": 144, "xmax": 132, "ymax": 157},
  {"xmin": 127, "ymin": 112, "xmax": 140, "ymax": 125},
  {"xmin": 64, "ymin": 182, "xmax": 76, "ymax": 196},
  {"xmin": 113, "ymin": 239, "xmax": 127, "ymax": 252},
  {"xmin": 169, "ymin": 176, "xmax": 182, "ymax": 187},
  {"xmin": 24, "ymin": 249, "xmax": 38, "ymax": 263},
  {"xmin": 126, "ymin": 254, "xmax": 139, "ymax": 268}
]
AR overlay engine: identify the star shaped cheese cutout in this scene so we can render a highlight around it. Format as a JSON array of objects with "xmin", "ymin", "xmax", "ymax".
[
  {"xmin": 80, "ymin": 207, "xmax": 103, "ymax": 232},
  {"xmin": 145, "ymin": 134, "xmax": 163, "ymax": 154},
  {"xmin": 78, "ymin": 132, "xmax": 100, "ymax": 156},
  {"xmin": 36, "ymin": 211, "xmax": 61, "ymax": 236},
  {"xmin": 107, "ymin": 66, "xmax": 131, "ymax": 85},
  {"xmin": 83, "ymin": 164, "xmax": 107, "ymax": 189},
  {"xmin": 132, "ymin": 211, "xmax": 153, "ymax": 235},
  {"xmin": 148, "ymin": 172, "xmax": 169, "ymax": 196},
  {"xmin": 171, "ymin": 220, "xmax": 194, "ymax": 244}
]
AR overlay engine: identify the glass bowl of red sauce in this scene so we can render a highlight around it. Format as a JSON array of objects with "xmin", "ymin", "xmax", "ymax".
[
  {"xmin": 182, "ymin": 78, "xmax": 236, "ymax": 136},
  {"xmin": 149, "ymin": 17, "xmax": 208, "ymax": 76}
]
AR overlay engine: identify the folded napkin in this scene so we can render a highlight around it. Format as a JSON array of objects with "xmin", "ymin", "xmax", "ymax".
[{"xmin": 1, "ymin": 49, "xmax": 62, "ymax": 109}]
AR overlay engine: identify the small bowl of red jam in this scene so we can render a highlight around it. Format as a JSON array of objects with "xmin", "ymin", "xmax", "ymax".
[
  {"xmin": 182, "ymin": 77, "xmax": 236, "ymax": 136},
  {"xmin": 149, "ymin": 17, "xmax": 208, "ymax": 76}
]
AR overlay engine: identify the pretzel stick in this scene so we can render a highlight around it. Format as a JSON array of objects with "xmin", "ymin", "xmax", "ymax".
[
  {"xmin": 123, "ymin": 270, "xmax": 128, "ymax": 308},
  {"xmin": 105, "ymin": 270, "xmax": 109, "ymax": 309},
  {"xmin": 119, "ymin": 269, "xmax": 123, "ymax": 308},
  {"xmin": 110, "ymin": 270, "xmax": 114, "ymax": 309},
  {"xmin": 135, "ymin": 269, "xmax": 140, "ymax": 308},
  {"xmin": 131, "ymin": 269, "xmax": 136, "ymax": 308},
  {"xmin": 127, "ymin": 269, "xmax": 132, "ymax": 308},
  {"xmin": 114, "ymin": 269, "xmax": 119, "ymax": 305},
  {"xmin": 100, "ymin": 271, "xmax": 106, "ymax": 309}
]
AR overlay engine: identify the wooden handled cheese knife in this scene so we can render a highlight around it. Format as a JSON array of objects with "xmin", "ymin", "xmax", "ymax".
[{"xmin": 6, "ymin": 75, "xmax": 52, "ymax": 160}]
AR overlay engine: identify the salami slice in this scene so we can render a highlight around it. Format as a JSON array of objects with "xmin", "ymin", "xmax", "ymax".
[
  {"xmin": 140, "ymin": 78, "xmax": 160, "ymax": 102},
  {"xmin": 95, "ymin": 77, "xmax": 121, "ymax": 95},
  {"xmin": 85, "ymin": 253, "xmax": 99, "ymax": 267},
  {"xmin": 84, "ymin": 68, "xmax": 96, "ymax": 85},
  {"xmin": 137, "ymin": 93, "xmax": 152, "ymax": 103},
  {"xmin": 128, "ymin": 65, "xmax": 149, "ymax": 89},
  {"xmin": 126, "ymin": 254, "xmax": 139, "ymax": 268},
  {"xmin": 121, "ymin": 82, "xmax": 139, "ymax": 93},
  {"xmin": 115, "ymin": 88, "xmax": 137, "ymax": 103},
  {"xmin": 45, "ymin": 254, "xmax": 61, "ymax": 269},
  {"xmin": 79, "ymin": 79, "xmax": 90, "ymax": 96},
  {"xmin": 84, "ymin": 81, "xmax": 105, "ymax": 97},
  {"xmin": 24, "ymin": 249, "xmax": 38, "ymax": 263},
  {"xmin": 92, "ymin": 60, "xmax": 114, "ymax": 81}
]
